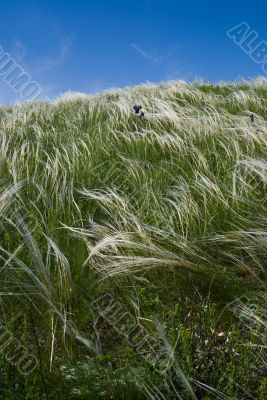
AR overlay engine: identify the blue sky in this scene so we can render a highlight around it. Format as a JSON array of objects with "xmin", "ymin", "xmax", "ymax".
[{"xmin": 0, "ymin": 0, "xmax": 267, "ymax": 103}]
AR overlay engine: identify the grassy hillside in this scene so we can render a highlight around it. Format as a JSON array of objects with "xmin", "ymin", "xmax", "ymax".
[{"xmin": 0, "ymin": 78, "xmax": 267, "ymax": 399}]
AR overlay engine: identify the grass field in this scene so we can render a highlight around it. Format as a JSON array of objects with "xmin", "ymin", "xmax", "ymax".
[{"xmin": 0, "ymin": 78, "xmax": 267, "ymax": 399}]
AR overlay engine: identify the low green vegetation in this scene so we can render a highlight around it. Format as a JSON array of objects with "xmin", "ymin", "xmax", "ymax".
[{"xmin": 0, "ymin": 78, "xmax": 267, "ymax": 399}]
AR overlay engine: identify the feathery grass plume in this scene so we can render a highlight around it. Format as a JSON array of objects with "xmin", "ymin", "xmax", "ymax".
[{"xmin": 0, "ymin": 78, "xmax": 266, "ymax": 398}]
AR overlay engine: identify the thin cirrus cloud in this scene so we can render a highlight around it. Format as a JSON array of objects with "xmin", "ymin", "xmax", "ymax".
[
  {"xmin": 0, "ymin": 35, "xmax": 75, "ymax": 103},
  {"xmin": 34, "ymin": 34, "xmax": 75, "ymax": 75},
  {"xmin": 130, "ymin": 43, "xmax": 159, "ymax": 64},
  {"xmin": 130, "ymin": 42, "xmax": 180, "ymax": 65},
  {"xmin": 13, "ymin": 40, "xmax": 27, "ymax": 63}
]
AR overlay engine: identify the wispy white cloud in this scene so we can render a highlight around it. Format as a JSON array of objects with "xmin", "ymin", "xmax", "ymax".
[
  {"xmin": 160, "ymin": 47, "xmax": 180, "ymax": 63},
  {"xmin": 130, "ymin": 42, "xmax": 181, "ymax": 66},
  {"xmin": 60, "ymin": 35, "xmax": 74, "ymax": 57},
  {"xmin": 130, "ymin": 43, "xmax": 159, "ymax": 64},
  {"xmin": 34, "ymin": 34, "xmax": 75, "ymax": 74},
  {"xmin": 13, "ymin": 40, "xmax": 27, "ymax": 63},
  {"xmin": 0, "ymin": 35, "xmax": 75, "ymax": 104}
]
